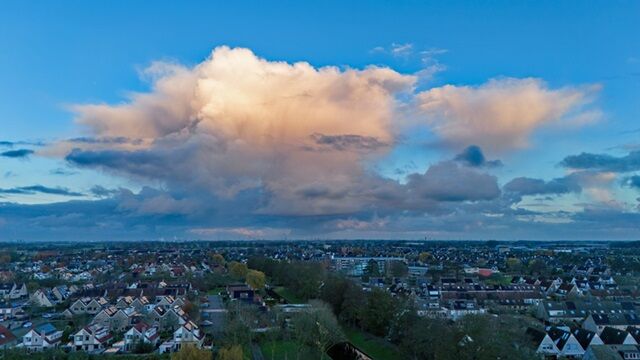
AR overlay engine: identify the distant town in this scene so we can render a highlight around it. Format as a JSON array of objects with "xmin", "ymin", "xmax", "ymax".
[{"xmin": 1, "ymin": 240, "xmax": 640, "ymax": 359}]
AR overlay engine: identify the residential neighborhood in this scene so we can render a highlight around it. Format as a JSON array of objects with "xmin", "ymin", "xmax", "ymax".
[{"xmin": 1, "ymin": 240, "xmax": 640, "ymax": 359}]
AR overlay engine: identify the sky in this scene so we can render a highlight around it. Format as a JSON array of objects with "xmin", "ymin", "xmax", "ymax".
[{"xmin": 0, "ymin": 1, "xmax": 639, "ymax": 241}]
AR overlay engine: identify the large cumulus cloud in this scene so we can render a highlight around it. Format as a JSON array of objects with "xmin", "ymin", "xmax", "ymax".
[{"xmin": 63, "ymin": 47, "xmax": 418, "ymax": 215}]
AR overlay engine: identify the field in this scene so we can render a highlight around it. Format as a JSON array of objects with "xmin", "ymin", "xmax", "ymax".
[
  {"xmin": 273, "ymin": 286, "xmax": 305, "ymax": 304},
  {"xmin": 260, "ymin": 340, "xmax": 321, "ymax": 360},
  {"xmin": 344, "ymin": 327, "xmax": 400, "ymax": 360}
]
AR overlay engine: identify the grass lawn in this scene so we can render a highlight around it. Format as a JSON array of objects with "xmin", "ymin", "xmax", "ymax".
[
  {"xmin": 244, "ymin": 344, "xmax": 254, "ymax": 360},
  {"xmin": 344, "ymin": 327, "xmax": 400, "ymax": 360},
  {"xmin": 273, "ymin": 286, "xmax": 305, "ymax": 304},
  {"xmin": 483, "ymin": 274, "xmax": 512, "ymax": 285},
  {"xmin": 207, "ymin": 286, "xmax": 225, "ymax": 295},
  {"xmin": 260, "ymin": 340, "xmax": 298, "ymax": 360},
  {"xmin": 260, "ymin": 340, "xmax": 320, "ymax": 360}
]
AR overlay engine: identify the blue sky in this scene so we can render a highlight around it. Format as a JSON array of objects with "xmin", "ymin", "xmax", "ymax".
[{"xmin": 1, "ymin": 1, "xmax": 639, "ymax": 240}]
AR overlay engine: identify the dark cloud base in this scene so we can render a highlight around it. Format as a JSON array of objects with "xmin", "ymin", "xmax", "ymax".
[{"xmin": 1, "ymin": 149, "xmax": 34, "ymax": 158}]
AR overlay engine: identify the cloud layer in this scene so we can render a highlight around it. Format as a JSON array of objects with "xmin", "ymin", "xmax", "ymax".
[
  {"xmin": 2, "ymin": 46, "xmax": 629, "ymax": 241},
  {"xmin": 561, "ymin": 150, "xmax": 640, "ymax": 172}
]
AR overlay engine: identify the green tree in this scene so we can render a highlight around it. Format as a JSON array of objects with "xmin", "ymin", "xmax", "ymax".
[
  {"xmin": 211, "ymin": 253, "xmax": 226, "ymax": 267},
  {"xmin": 361, "ymin": 288, "xmax": 396, "ymax": 336},
  {"xmin": 418, "ymin": 252, "xmax": 432, "ymax": 263},
  {"xmin": 401, "ymin": 317, "xmax": 457, "ymax": 360},
  {"xmin": 506, "ymin": 258, "xmax": 523, "ymax": 273},
  {"xmin": 338, "ymin": 281, "xmax": 365, "ymax": 326},
  {"xmin": 388, "ymin": 260, "xmax": 408, "ymax": 278},
  {"xmin": 527, "ymin": 258, "xmax": 549, "ymax": 276},
  {"xmin": 365, "ymin": 259, "xmax": 381, "ymax": 277},
  {"xmin": 229, "ymin": 261, "xmax": 248, "ymax": 279},
  {"xmin": 319, "ymin": 275, "xmax": 349, "ymax": 314},
  {"xmin": 246, "ymin": 269, "xmax": 266, "ymax": 289},
  {"xmin": 171, "ymin": 344, "xmax": 212, "ymax": 360},
  {"xmin": 293, "ymin": 301, "xmax": 345, "ymax": 359},
  {"xmin": 217, "ymin": 345, "xmax": 244, "ymax": 360}
]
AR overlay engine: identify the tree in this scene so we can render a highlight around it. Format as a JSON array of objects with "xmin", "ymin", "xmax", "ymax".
[
  {"xmin": 361, "ymin": 288, "xmax": 396, "ymax": 336},
  {"xmin": 527, "ymin": 258, "xmax": 549, "ymax": 276},
  {"xmin": 224, "ymin": 303, "xmax": 257, "ymax": 346},
  {"xmin": 229, "ymin": 261, "xmax": 248, "ymax": 279},
  {"xmin": 289, "ymin": 262, "xmax": 325, "ymax": 300},
  {"xmin": 0, "ymin": 252, "xmax": 11, "ymax": 264},
  {"xmin": 133, "ymin": 340, "xmax": 155, "ymax": 354},
  {"xmin": 388, "ymin": 260, "xmax": 408, "ymax": 278},
  {"xmin": 387, "ymin": 299, "xmax": 418, "ymax": 344},
  {"xmin": 171, "ymin": 345, "xmax": 212, "ymax": 360},
  {"xmin": 182, "ymin": 301, "xmax": 199, "ymax": 319},
  {"xmin": 246, "ymin": 269, "xmax": 266, "ymax": 290},
  {"xmin": 265, "ymin": 325, "xmax": 284, "ymax": 360},
  {"xmin": 455, "ymin": 315, "xmax": 539, "ymax": 360},
  {"xmin": 418, "ymin": 252, "xmax": 432, "ymax": 263},
  {"xmin": 365, "ymin": 259, "xmax": 381, "ymax": 277},
  {"xmin": 293, "ymin": 301, "xmax": 345, "ymax": 359},
  {"xmin": 217, "ymin": 345, "xmax": 244, "ymax": 360},
  {"xmin": 506, "ymin": 258, "xmax": 523, "ymax": 273},
  {"xmin": 339, "ymin": 281, "xmax": 365, "ymax": 326},
  {"xmin": 211, "ymin": 253, "xmax": 226, "ymax": 267},
  {"xmin": 319, "ymin": 275, "xmax": 349, "ymax": 314},
  {"xmin": 401, "ymin": 317, "xmax": 457, "ymax": 360}
]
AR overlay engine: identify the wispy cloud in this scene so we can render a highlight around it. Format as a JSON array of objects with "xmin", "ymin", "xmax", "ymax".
[
  {"xmin": 371, "ymin": 43, "xmax": 415, "ymax": 58},
  {"xmin": 0, "ymin": 185, "xmax": 84, "ymax": 197},
  {"xmin": 50, "ymin": 167, "xmax": 79, "ymax": 176},
  {"xmin": 390, "ymin": 42, "xmax": 414, "ymax": 57},
  {"xmin": 1, "ymin": 149, "xmax": 34, "ymax": 158}
]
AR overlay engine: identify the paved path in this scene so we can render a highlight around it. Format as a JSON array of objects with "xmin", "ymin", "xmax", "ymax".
[{"xmin": 252, "ymin": 343, "xmax": 265, "ymax": 360}]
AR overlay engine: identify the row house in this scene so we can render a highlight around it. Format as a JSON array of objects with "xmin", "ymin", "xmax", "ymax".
[
  {"xmin": 528, "ymin": 326, "xmax": 590, "ymax": 358},
  {"xmin": 116, "ymin": 296, "xmax": 151, "ymax": 312},
  {"xmin": 598, "ymin": 327, "xmax": 639, "ymax": 346},
  {"xmin": 440, "ymin": 284, "xmax": 544, "ymax": 309},
  {"xmin": 537, "ymin": 300, "xmax": 640, "ymax": 324},
  {"xmin": 158, "ymin": 321, "xmax": 204, "ymax": 353},
  {"xmin": 21, "ymin": 323, "xmax": 62, "ymax": 351},
  {"xmin": 443, "ymin": 299, "xmax": 486, "ymax": 320},
  {"xmin": 0, "ymin": 283, "xmax": 28, "ymax": 300},
  {"xmin": 529, "ymin": 326, "xmax": 640, "ymax": 358},
  {"xmin": 73, "ymin": 324, "xmax": 113, "ymax": 352},
  {"xmin": 584, "ymin": 314, "xmax": 640, "ymax": 333},
  {"xmin": 123, "ymin": 322, "xmax": 160, "ymax": 352},
  {"xmin": 151, "ymin": 304, "xmax": 188, "ymax": 331},
  {"xmin": 584, "ymin": 345, "xmax": 640, "ymax": 360},
  {"xmin": 30, "ymin": 289, "xmax": 58, "ymax": 308},
  {"xmin": 63, "ymin": 297, "xmax": 109, "ymax": 317},
  {"xmin": 0, "ymin": 302, "xmax": 25, "ymax": 320},
  {"xmin": 92, "ymin": 306, "xmax": 137, "ymax": 332},
  {"xmin": 155, "ymin": 295, "xmax": 184, "ymax": 310},
  {"xmin": 554, "ymin": 283, "xmax": 581, "ymax": 299},
  {"xmin": 51, "ymin": 285, "xmax": 78, "ymax": 303}
]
